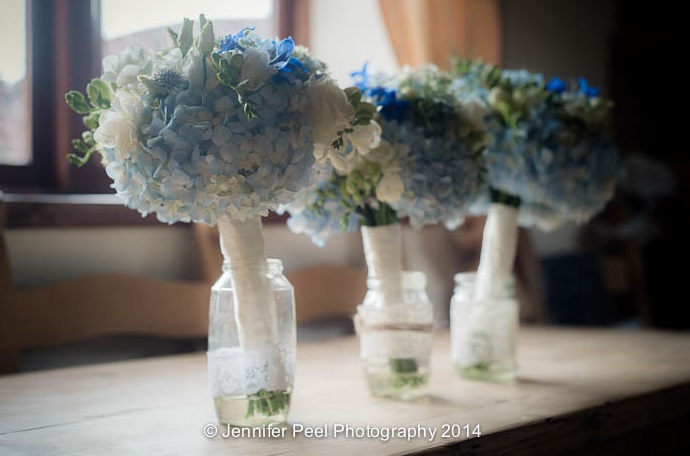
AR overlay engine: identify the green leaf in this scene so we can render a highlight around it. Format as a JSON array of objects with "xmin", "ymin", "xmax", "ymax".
[
  {"xmin": 86, "ymin": 79, "xmax": 111, "ymax": 109},
  {"xmin": 65, "ymin": 91, "xmax": 91, "ymax": 115},
  {"xmin": 83, "ymin": 112, "xmax": 100, "ymax": 130},
  {"xmin": 167, "ymin": 28, "xmax": 179, "ymax": 46},
  {"xmin": 228, "ymin": 53, "xmax": 244, "ymax": 74},
  {"xmin": 67, "ymin": 149, "xmax": 96, "ymax": 168},
  {"xmin": 177, "ymin": 18, "xmax": 194, "ymax": 56},
  {"xmin": 344, "ymin": 86, "xmax": 362, "ymax": 104},
  {"xmin": 71, "ymin": 139, "xmax": 89, "ymax": 153}
]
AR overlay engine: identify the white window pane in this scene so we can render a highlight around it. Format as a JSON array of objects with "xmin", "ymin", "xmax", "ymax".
[
  {"xmin": 0, "ymin": 0, "xmax": 30, "ymax": 166},
  {"xmin": 101, "ymin": 0, "xmax": 276, "ymax": 58}
]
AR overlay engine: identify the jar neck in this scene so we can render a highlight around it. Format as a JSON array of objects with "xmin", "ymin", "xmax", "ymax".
[
  {"xmin": 366, "ymin": 270, "xmax": 427, "ymax": 292},
  {"xmin": 454, "ymin": 272, "xmax": 515, "ymax": 298},
  {"xmin": 222, "ymin": 258, "xmax": 283, "ymax": 274}
]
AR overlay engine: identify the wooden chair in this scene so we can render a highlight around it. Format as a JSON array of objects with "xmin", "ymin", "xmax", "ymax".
[{"xmin": 0, "ymin": 197, "xmax": 210, "ymax": 374}]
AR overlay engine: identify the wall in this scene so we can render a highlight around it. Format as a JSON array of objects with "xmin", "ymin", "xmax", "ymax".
[
  {"xmin": 5, "ymin": 224, "xmax": 366, "ymax": 287},
  {"xmin": 502, "ymin": 0, "xmax": 617, "ymax": 91},
  {"xmin": 309, "ymin": 0, "xmax": 399, "ymax": 86}
]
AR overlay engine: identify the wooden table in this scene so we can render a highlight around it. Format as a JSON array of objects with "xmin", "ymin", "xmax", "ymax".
[{"xmin": 1, "ymin": 327, "xmax": 689, "ymax": 455}]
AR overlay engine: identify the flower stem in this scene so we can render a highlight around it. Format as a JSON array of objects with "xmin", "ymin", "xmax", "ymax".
[
  {"xmin": 361, "ymin": 223, "xmax": 404, "ymax": 306},
  {"xmin": 475, "ymin": 192, "xmax": 520, "ymax": 299},
  {"xmin": 216, "ymin": 218, "xmax": 279, "ymax": 350}
]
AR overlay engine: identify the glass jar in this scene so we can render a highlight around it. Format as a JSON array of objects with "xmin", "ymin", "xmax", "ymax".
[
  {"xmin": 207, "ymin": 259, "xmax": 296, "ymax": 427},
  {"xmin": 356, "ymin": 271, "xmax": 434, "ymax": 400},
  {"xmin": 450, "ymin": 272, "xmax": 518, "ymax": 382}
]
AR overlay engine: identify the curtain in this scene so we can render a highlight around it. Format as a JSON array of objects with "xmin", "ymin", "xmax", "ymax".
[{"xmin": 378, "ymin": 0, "xmax": 501, "ymax": 68}]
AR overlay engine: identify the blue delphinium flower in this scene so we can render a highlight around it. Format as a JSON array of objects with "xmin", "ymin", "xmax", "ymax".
[{"xmin": 545, "ymin": 77, "xmax": 567, "ymax": 94}]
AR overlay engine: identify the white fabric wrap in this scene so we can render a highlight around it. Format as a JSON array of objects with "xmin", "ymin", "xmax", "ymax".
[
  {"xmin": 217, "ymin": 217, "xmax": 278, "ymax": 350},
  {"xmin": 361, "ymin": 223, "xmax": 404, "ymax": 306},
  {"xmin": 475, "ymin": 203, "xmax": 519, "ymax": 300},
  {"xmin": 209, "ymin": 217, "xmax": 292, "ymax": 394}
]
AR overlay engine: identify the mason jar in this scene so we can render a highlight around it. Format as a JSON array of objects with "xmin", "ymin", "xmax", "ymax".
[
  {"xmin": 207, "ymin": 258, "xmax": 296, "ymax": 427},
  {"xmin": 450, "ymin": 272, "xmax": 518, "ymax": 382},
  {"xmin": 356, "ymin": 271, "xmax": 434, "ymax": 400}
]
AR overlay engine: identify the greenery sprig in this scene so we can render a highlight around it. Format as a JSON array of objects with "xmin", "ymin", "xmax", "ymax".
[
  {"xmin": 211, "ymin": 52, "xmax": 258, "ymax": 120},
  {"xmin": 64, "ymin": 78, "xmax": 112, "ymax": 167},
  {"xmin": 245, "ymin": 389, "xmax": 291, "ymax": 419}
]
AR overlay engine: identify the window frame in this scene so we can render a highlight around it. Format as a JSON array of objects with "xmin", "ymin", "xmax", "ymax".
[{"xmin": 0, "ymin": 0, "xmax": 57, "ymax": 190}]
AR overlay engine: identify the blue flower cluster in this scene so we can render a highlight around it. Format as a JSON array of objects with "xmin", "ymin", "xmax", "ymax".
[
  {"xmin": 67, "ymin": 19, "xmax": 354, "ymax": 226},
  {"xmin": 355, "ymin": 65, "xmax": 486, "ymax": 229},
  {"xmin": 278, "ymin": 165, "xmax": 360, "ymax": 247},
  {"xmin": 452, "ymin": 61, "xmax": 621, "ymax": 228}
]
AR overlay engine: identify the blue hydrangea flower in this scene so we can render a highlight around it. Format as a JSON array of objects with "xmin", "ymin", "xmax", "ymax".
[
  {"xmin": 278, "ymin": 165, "xmax": 360, "ymax": 247},
  {"xmin": 483, "ymin": 71, "xmax": 620, "ymax": 227},
  {"xmin": 359, "ymin": 65, "xmax": 487, "ymax": 229}
]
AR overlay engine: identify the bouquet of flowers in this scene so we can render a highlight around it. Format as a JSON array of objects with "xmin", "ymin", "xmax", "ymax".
[
  {"xmin": 284, "ymin": 64, "xmax": 486, "ymax": 301},
  {"xmin": 448, "ymin": 61, "xmax": 620, "ymax": 381},
  {"xmin": 280, "ymin": 63, "xmax": 486, "ymax": 398},
  {"xmin": 452, "ymin": 62, "xmax": 621, "ymax": 299},
  {"xmin": 65, "ymin": 16, "xmax": 377, "ymax": 424}
]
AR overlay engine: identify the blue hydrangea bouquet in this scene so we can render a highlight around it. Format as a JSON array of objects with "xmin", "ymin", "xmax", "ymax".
[
  {"xmin": 452, "ymin": 61, "xmax": 621, "ymax": 300},
  {"xmin": 448, "ymin": 60, "xmax": 621, "ymax": 381},
  {"xmin": 282, "ymin": 63, "xmax": 486, "ymax": 303},
  {"xmin": 279, "ymin": 63, "xmax": 486, "ymax": 398},
  {"xmin": 65, "ymin": 16, "xmax": 377, "ymax": 425}
]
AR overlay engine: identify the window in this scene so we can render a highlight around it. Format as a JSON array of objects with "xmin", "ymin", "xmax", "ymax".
[
  {"xmin": 0, "ymin": 0, "xmax": 59, "ymax": 191},
  {"xmin": 0, "ymin": 0, "xmax": 29, "ymax": 166},
  {"xmin": 101, "ymin": 0, "xmax": 274, "ymax": 55}
]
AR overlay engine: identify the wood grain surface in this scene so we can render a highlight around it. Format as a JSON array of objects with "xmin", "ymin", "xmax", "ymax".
[{"xmin": 1, "ymin": 327, "xmax": 689, "ymax": 455}]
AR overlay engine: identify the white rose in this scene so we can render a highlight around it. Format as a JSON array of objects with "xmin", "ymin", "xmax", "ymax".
[
  {"xmin": 346, "ymin": 120, "xmax": 382, "ymax": 155},
  {"xmin": 102, "ymin": 45, "xmax": 152, "ymax": 90},
  {"xmin": 316, "ymin": 122, "xmax": 383, "ymax": 172},
  {"xmin": 488, "ymin": 87, "xmax": 509, "ymax": 111},
  {"xmin": 326, "ymin": 150, "xmax": 352, "ymax": 174},
  {"xmin": 461, "ymin": 96, "xmax": 488, "ymax": 130},
  {"xmin": 93, "ymin": 91, "xmax": 144, "ymax": 162},
  {"xmin": 376, "ymin": 169, "xmax": 404, "ymax": 204},
  {"xmin": 306, "ymin": 76, "xmax": 355, "ymax": 149},
  {"xmin": 240, "ymin": 48, "xmax": 277, "ymax": 89}
]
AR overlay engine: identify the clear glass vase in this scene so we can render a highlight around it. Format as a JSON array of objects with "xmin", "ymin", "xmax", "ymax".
[
  {"xmin": 450, "ymin": 272, "xmax": 518, "ymax": 382},
  {"xmin": 356, "ymin": 271, "xmax": 434, "ymax": 400},
  {"xmin": 207, "ymin": 258, "xmax": 296, "ymax": 427}
]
